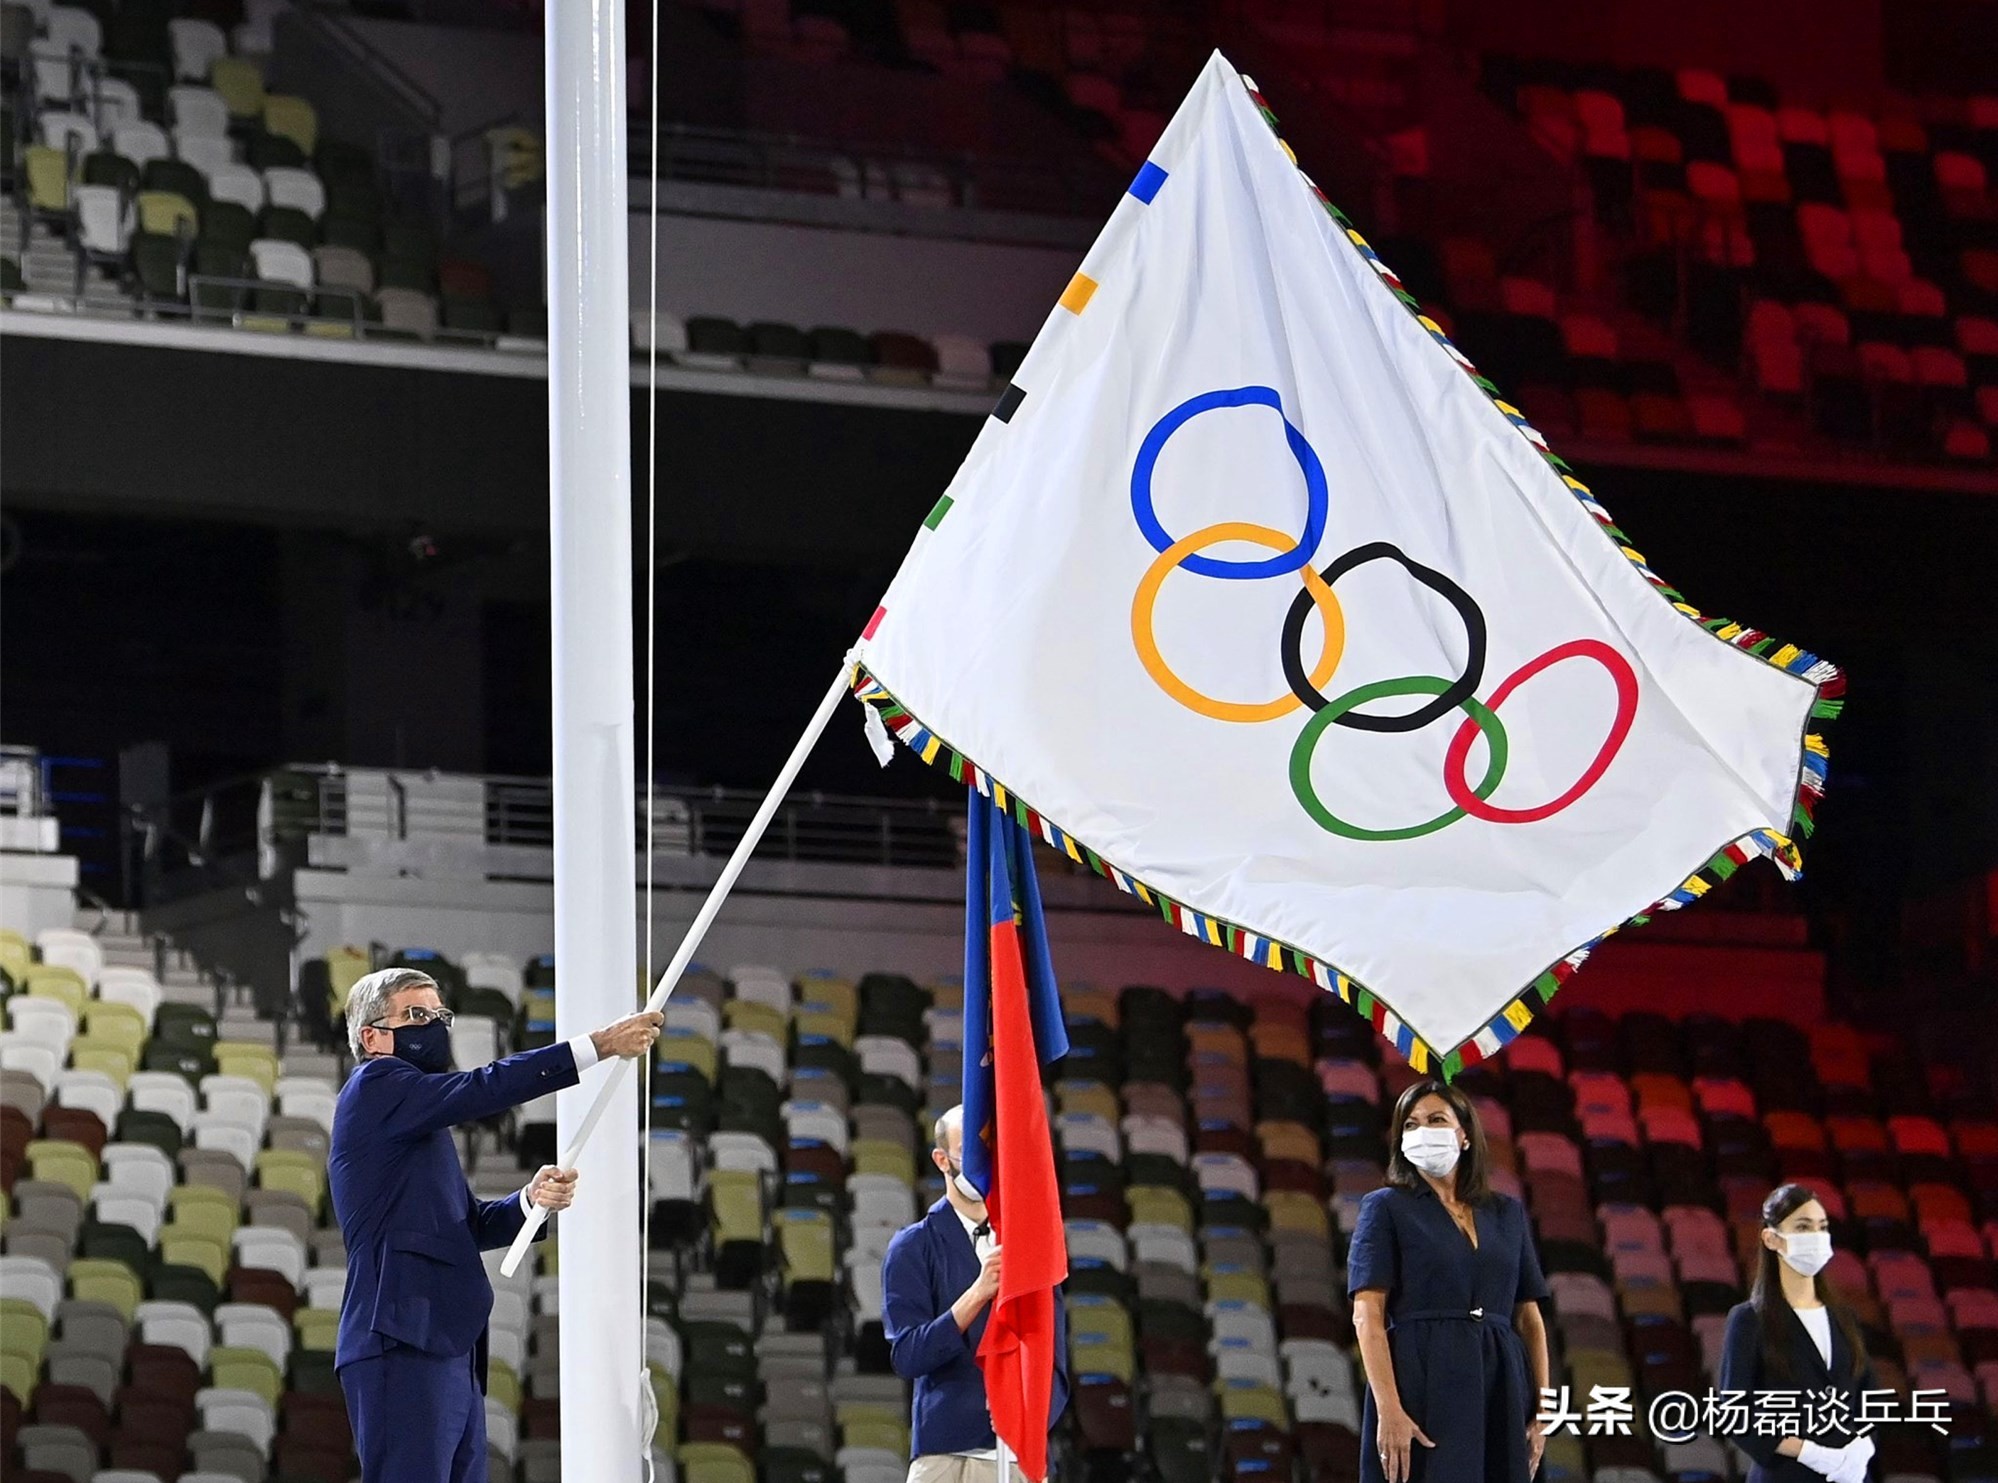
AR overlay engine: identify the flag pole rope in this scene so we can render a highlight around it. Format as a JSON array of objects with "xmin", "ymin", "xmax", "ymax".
[
  {"xmin": 638, "ymin": 0, "xmax": 663, "ymax": 1470},
  {"xmin": 501, "ymin": 654, "xmax": 859, "ymax": 1278}
]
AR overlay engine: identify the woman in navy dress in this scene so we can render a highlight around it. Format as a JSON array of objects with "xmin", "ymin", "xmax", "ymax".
[
  {"xmin": 1715, "ymin": 1184, "xmax": 1878, "ymax": 1483},
  {"xmin": 1348, "ymin": 1078, "xmax": 1552, "ymax": 1483}
]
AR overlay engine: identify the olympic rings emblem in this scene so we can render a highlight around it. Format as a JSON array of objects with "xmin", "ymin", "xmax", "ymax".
[{"xmin": 1127, "ymin": 386, "xmax": 1639, "ymax": 839}]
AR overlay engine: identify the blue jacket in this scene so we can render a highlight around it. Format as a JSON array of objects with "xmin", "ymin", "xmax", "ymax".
[
  {"xmin": 328, "ymin": 1042, "xmax": 581, "ymax": 1381},
  {"xmin": 1717, "ymin": 1299, "xmax": 1880, "ymax": 1483},
  {"xmin": 882, "ymin": 1198, "xmax": 1070, "ymax": 1458}
]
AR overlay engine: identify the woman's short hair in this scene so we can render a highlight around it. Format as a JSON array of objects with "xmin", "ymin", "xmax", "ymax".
[{"xmin": 1385, "ymin": 1077, "xmax": 1493, "ymax": 1204}]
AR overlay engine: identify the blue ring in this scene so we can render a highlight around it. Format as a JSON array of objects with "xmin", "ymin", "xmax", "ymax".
[{"xmin": 1130, "ymin": 386, "xmax": 1329, "ymax": 580}]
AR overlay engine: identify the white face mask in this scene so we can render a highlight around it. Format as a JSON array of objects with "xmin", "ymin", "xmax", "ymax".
[
  {"xmin": 1401, "ymin": 1127, "xmax": 1464, "ymax": 1178},
  {"xmin": 1778, "ymin": 1229, "xmax": 1832, "ymax": 1278},
  {"xmin": 945, "ymin": 1159, "xmax": 983, "ymax": 1204}
]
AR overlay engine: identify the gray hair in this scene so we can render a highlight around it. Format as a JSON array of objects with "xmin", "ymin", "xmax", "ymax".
[
  {"xmin": 932, "ymin": 1104, "xmax": 963, "ymax": 1151},
  {"xmin": 346, "ymin": 967, "xmax": 439, "ymax": 1057}
]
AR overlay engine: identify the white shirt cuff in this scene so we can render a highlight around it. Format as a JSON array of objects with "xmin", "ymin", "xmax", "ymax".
[{"xmin": 519, "ymin": 1184, "xmax": 533, "ymax": 1216}]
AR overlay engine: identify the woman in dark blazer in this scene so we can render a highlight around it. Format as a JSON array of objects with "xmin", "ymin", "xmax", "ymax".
[
  {"xmin": 1348, "ymin": 1078, "xmax": 1553, "ymax": 1483},
  {"xmin": 1717, "ymin": 1184, "xmax": 1879, "ymax": 1483}
]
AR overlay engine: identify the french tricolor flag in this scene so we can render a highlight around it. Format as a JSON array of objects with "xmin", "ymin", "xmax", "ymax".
[{"xmin": 961, "ymin": 789, "xmax": 1070, "ymax": 1483}]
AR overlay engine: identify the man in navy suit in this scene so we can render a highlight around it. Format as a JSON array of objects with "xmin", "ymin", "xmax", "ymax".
[
  {"xmin": 328, "ymin": 965, "xmax": 662, "ymax": 1483},
  {"xmin": 882, "ymin": 1106, "xmax": 1070, "ymax": 1483}
]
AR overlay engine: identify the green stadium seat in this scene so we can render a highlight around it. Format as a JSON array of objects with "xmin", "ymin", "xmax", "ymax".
[
  {"xmin": 258, "ymin": 206, "xmax": 317, "ymax": 250},
  {"xmin": 141, "ymin": 157, "xmax": 208, "ymax": 211},
  {"xmin": 66, "ymin": 1257, "xmax": 144, "ymax": 1322},
  {"xmin": 746, "ymin": 320, "xmax": 809, "ymax": 366},
  {"xmin": 104, "ymin": 11, "xmax": 169, "ymax": 67},
  {"xmin": 442, "ymin": 296, "xmax": 500, "ymax": 335},
  {"xmin": 24, "ymin": 965, "xmax": 89, "ymax": 1010},
  {"xmin": 679, "ymin": 1441, "xmax": 755, "ymax": 1483},
  {"xmin": 201, "ymin": 201, "xmax": 257, "ymax": 254},
  {"xmin": 192, "ymin": 243, "xmax": 249, "ymax": 313},
  {"xmin": 155, "ymin": 1004, "xmax": 219, "ymax": 1053},
  {"xmin": 22, "ymin": 145, "xmax": 68, "ymax": 216},
  {"xmin": 211, "ymin": 56, "xmax": 265, "ymax": 121},
  {"xmin": 806, "ymin": 325, "xmax": 873, "ymax": 369},
  {"xmin": 211, "ymin": 1343, "xmax": 284, "ymax": 1406},
  {"xmin": 142, "ymin": 1040, "xmax": 213, "ymax": 1078},
  {"xmin": 246, "ymin": 131, "xmax": 306, "ymax": 171},
  {"xmin": 78, "ymin": 1222, "xmax": 154, "ymax": 1278},
  {"xmin": 263, "ymin": 94, "xmax": 318, "ymax": 156},
  {"xmin": 81, "ymin": 149, "xmax": 138, "ymax": 194},
  {"xmin": 376, "ymin": 256, "xmax": 434, "ymax": 295},
  {"xmin": 151, "ymin": 1261, "xmax": 221, "ymax": 1314},
  {"xmin": 115, "ymin": 1107, "xmax": 184, "ymax": 1156},
  {"xmin": 315, "ymin": 138, "xmax": 375, "ymax": 186}
]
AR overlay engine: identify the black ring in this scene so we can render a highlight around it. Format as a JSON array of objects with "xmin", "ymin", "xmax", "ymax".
[{"xmin": 1280, "ymin": 541, "xmax": 1488, "ymax": 732}]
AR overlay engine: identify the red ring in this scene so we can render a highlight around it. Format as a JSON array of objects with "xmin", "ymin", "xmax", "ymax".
[{"xmin": 1442, "ymin": 639, "xmax": 1639, "ymax": 824}]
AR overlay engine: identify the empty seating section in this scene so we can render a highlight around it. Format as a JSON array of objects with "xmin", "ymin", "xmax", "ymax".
[
  {"xmin": 678, "ymin": 0, "xmax": 1192, "ymax": 173},
  {"xmin": 6, "ymin": 0, "xmax": 1995, "ymax": 464},
  {"xmin": 637, "ymin": 309, "xmax": 1025, "ymax": 395},
  {"xmin": 646, "ymin": 9, "xmax": 1838, "ymax": 428},
  {"xmin": 9, "ymin": 922, "xmax": 1998, "ymax": 1480},
  {"xmin": 1, "ymin": 918, "xmax": 365, "ymax": 1483},
  {"xmin": 1484, "ymin": 59, "xmax": 1998, "ymax": 463},
  {"xmin": 1348, "ymin": 229, "xmax": 1760, "ymax": 452},
  {"xmin": 0, "ymin": 0, "xmax": 534, "ymax": 338},
  {"xmin": 0, "ymin": 0, "xmax": 1182, "ymax": 379}
]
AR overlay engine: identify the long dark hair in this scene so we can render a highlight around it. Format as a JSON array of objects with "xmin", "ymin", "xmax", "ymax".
[
  {"xmin": 1753, "ymin": 1183, "xmax": 1867, "ymax": 1380},
  {"xmin": 1385, "ymin": 1078, "xmax": 1492, "ymax": 1204}
]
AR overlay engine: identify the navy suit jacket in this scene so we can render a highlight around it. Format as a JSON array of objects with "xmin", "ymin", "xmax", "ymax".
[
  {"xmin": 882, "ymin": 1198, "xmax": 1070, "ymax": 1459},
  {"xmin": 1717, "ymin": 1299, "xmax": 1880, "ymax": 1483},
  {"xmin": 328, "ymin": 1042, "xmax": 581, "ymax": 1382}
]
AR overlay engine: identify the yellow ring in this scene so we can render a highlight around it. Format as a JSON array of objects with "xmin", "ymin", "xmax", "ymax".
[{"xmin": 1131, "ymin": 520, "xmax": 1346, "ymax": 723}]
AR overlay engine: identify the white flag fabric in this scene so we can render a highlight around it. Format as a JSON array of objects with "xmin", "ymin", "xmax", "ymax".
[{"xmin": 853, "ymin": 52, "xmax": 1838, "ymax": 1074}]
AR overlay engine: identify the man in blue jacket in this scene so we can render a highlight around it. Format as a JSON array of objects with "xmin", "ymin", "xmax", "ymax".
[
  {"xmin": 328, "ymin": 965, "xmax": 661, "ymax": 1483},
  {"xmin": 883, "ymin": 1106, "xmax": 1070, "ymax": 1483}
]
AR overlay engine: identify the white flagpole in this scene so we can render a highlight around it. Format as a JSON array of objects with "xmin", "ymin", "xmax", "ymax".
[
  {"xmin": 500, "ymin": 655, "xmax": 857, "ymax": 1276},
  {"xmin": 996, "ymin": 1437, "xmax": 1014, "ymax": 1483},
  {"xmin": 546, "ymin": 0, "xmax": 638, "ymax": 1473}
]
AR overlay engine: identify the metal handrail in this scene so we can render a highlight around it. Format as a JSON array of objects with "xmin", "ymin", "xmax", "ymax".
[
  {"xmin": 146, "ymin": 764, "xmax": 967, "ymax": 874},
  {"xmin": 159, "ymin": 272, "xmax": 519, "ymax": 349},
  {"xmin": 630, "ymin": 120, "xmax": 1122, "ymax": 221}
]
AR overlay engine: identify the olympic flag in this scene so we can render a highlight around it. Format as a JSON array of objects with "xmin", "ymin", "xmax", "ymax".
[{"xmin": 852, "ymin": 52, "xmax": 1840, "ymax": 1072}]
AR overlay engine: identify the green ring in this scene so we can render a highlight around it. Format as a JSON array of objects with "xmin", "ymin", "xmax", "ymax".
[{"xmin": 1289, "ymin": 676, "xmax": 1509, "ymax": 841}]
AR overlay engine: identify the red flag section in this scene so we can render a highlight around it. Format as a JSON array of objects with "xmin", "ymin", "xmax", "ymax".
[{"xmin": 976, "ymin": 916, "xmax": 1067, "ymax": 1482}]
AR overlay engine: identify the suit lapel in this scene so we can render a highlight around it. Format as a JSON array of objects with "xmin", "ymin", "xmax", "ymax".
[
  {"xmin": 1791, "ymin": 1308, "xmax": 1837, "ymax": 1385},
  {"xmin": 932, "ymin": 1202, "xmax": 986, "ymax": 1348}
]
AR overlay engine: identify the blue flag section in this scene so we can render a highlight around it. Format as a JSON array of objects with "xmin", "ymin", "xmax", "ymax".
[
  {"xmin": 960, "ymin": 787, "xmax": 1071, "ymax": 1200},
  {"xmin": 960, "ymin": 785, "xmax": 1073, "ymax": 1481}
]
